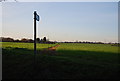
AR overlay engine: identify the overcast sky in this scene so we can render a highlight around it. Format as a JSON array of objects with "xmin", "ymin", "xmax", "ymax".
[{"xmin": 1, "ymin": 1, "xmax": 119, "ymax": 43}]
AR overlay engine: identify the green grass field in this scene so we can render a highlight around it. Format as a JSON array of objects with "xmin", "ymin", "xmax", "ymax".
[{"xmin": 1, "ymin": 42, "xmax": 120, "ymax": 79}]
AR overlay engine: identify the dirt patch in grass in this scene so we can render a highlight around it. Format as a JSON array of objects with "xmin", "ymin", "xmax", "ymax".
[{"xmin": 38, "ymin": 44, "xmax": 60, "ymax": 55}]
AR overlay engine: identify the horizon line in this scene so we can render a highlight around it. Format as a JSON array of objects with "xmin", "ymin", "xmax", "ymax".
[{"xmin": 0, "ymin": 36, "xmax": 118, "ymax": 43}]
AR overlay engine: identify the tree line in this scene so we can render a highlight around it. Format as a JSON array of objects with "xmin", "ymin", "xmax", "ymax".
[
  {"xmin": 0, "ymin": 37, "xmax": 55, "ymax": 44},
  {"xmin": 0, "ymin": 37, "xmax": 119, "ymax": 45},
  {"xmin": 60, "ymin": 41, "xmax": 119, "ymax": 44}
]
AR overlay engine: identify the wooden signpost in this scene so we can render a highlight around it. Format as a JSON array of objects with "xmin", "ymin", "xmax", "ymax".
[{"xmin": 34, "ymin": 11, "xmax": 39, "ymax": 65}]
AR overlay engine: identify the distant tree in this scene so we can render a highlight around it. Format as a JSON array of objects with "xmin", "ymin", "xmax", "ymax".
[
  {"xmin": 0, "ymin": 37, "xmax": 34, "ymax": 43},
  {"xmin": 14, "ymin": 39, "xmax": 20, "ymax": 42},
  {"xmin": 40, "ymin": 39, "xmax": 43, "ymax": 43},
  {"xmin": 43, "ymin": 37, "xmax": 46, "ymax": 42},
  {"xmin": 1, "ymin": 37, "xmax": 14, "ymax": 42},
  {"xmin": 36, "ymin": 38, "xmax": 40, "ymax": 43},
  {"xmin": 39, "ymin": 37, "xmax": 53, "ymax": 44},
  {"xmin": 21, "ymin": 38, "xmax": 28, "ymax": 42}
]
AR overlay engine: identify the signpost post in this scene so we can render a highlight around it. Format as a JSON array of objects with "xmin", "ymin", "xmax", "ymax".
[{"xmin": 34, "ymin": 11, "xmax": 39, "ymax": 65}]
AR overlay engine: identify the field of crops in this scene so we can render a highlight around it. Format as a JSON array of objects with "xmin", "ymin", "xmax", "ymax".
[{"xmin": 1, "ymin": 42, "xmax": 120, "ymax": 80}]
